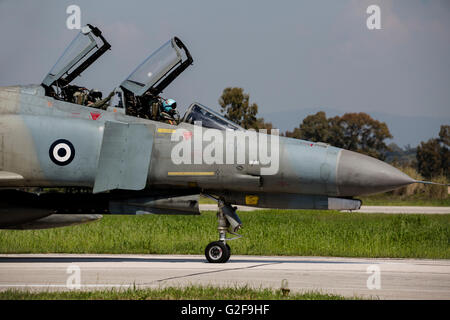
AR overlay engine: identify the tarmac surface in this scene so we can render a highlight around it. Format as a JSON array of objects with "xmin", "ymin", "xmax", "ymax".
[
  {"xmin": 199, "ymin": 204, "xmax": 450, "ymax": 214},
  {"xmin": 0, "ymin": 254, "xmax": 449, "ymax": 299}
]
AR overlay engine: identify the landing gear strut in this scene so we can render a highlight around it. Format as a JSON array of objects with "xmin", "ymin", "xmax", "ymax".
[{"xmin": 204, "ymin": 198, "xmax": 242, "ymax": 263}]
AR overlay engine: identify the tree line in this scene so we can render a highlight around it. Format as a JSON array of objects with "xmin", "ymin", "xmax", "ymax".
[{"xmin": 219, "ymin": 87, "xmax": 449, "ymax": 180}]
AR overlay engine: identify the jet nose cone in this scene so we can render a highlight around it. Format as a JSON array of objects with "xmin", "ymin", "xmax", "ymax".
[{"xmin": 336, "ymin": 150, "xmax": 415, "ymax": 196}]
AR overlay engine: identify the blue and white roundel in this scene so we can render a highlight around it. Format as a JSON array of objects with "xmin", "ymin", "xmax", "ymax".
[{"xmin": 49, "ymin": 139, "xmax": 75, "ymax": 166}]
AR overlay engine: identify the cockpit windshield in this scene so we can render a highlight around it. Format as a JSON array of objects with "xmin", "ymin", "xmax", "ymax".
[{"xmin": 182, "ymin": 103, "xmax": 244, "ymax": 131}]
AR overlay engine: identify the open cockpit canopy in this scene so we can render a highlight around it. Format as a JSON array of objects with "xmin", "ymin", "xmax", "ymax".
[
  {"xmin": 120, "ymin": 37, "xmax": 192, "ymax": 97},
  {"xmin": 42, "ymin": 24, "xmax": 110, "ymax": 89},
  {"xmin": 39, "ymin": 28, "xmax": 237, "ymax": 130}
]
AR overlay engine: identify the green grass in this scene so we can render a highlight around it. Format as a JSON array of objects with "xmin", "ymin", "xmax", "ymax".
[
  {"xmin": 199, "ymin": 196, "xmax": 218, "ymax": 204},
  {"xmin": 0, "ymin": 210, "xmax": 448, "ymax": 259},
  {"xmin": 0, "ymin": 285, "xmax": 350, "ymax": 300}
]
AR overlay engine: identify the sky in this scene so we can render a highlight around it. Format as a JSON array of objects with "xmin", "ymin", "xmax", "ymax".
[{"xmin": 0, "ymin": 0, "xmax": 449, "ymax": 147}]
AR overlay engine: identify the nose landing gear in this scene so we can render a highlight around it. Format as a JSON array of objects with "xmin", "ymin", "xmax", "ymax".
[
  {"xmin": 204, "ymin": 198, "xmax": 242, "ymax": 263},
  {"xmin": 205, "ymin": 241, "xmax": 230, "ymax": 263}
]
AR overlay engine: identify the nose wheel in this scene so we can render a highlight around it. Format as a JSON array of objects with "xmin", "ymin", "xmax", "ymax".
[
  {"xmin": 205, "ymin": 241, "xmax": 231, "ymax": 263},
  {"xmin": 204, "ymin": 198, "xmax": 241, "ymax": 263}
]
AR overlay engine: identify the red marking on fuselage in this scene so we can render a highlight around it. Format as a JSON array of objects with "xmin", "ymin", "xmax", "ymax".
[
  {"xmin": 90, "ymin": 112, "xmax": 102, "ymax": 120},
  {"xmin": 183, "ymin": 131, "xmax": 193, "ymax": 140}
]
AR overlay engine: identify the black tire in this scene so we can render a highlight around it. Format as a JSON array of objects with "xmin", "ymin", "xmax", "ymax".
[{"xmin": 205, "ymin": 241, "xmax": 231, "ymax": 263}]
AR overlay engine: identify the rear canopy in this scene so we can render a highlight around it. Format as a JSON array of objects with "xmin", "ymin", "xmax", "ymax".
[{"xmin": 120, "ymin": 37, "xmax": 193, "ymax": 97}]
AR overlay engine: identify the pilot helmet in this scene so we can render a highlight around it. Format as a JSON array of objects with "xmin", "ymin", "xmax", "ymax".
[
  {"xmin": 89, "ymin": 89, "xmax": 102, "ymax": 100},
  {"xmin": 163, "ymin": 98, "xmax": 177, "ymax": 112}
]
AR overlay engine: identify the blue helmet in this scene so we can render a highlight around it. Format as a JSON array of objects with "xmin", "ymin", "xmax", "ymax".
[{"xmin": 162, "ymin": 99, "xmax": 177, "ymax": 112}]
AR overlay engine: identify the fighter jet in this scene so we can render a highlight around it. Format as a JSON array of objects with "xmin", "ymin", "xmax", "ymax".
[{"xmin": 0, "ymin": 25, "xmax": 441, "ymax": 263}]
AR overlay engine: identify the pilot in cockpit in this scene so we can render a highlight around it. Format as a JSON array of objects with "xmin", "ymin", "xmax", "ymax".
[
  {"xmin": 40, "ymin": 25, "xmax": 192, "ymax": 124},
  {"xmin": 87, "ymin": 90, "xmax": 115, "ymax": 110},
  {"xmin": 160, "ymin": 98, "xmax": 179, "ymax": 124},
  {"xmin": 147, "ymin": 95, "xmax": 179, "ymax": 124}
]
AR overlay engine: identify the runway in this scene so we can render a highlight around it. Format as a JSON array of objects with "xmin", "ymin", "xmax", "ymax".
[
  {"xmin": 0, "ymin": 254, "xmax": 449, "ymax": 300},
  {"xmin": 200, "ymin": 204, "xmax": 450, "ymax": 214}
]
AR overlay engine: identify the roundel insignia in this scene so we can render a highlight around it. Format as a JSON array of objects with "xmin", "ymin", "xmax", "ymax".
[{"xmin": 49, "ymin": 139, "xmax": 75, "ymax": 166}]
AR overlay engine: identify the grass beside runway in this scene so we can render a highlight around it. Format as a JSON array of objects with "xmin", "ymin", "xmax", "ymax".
[
  {"xmin": 0, "ymin": 285, "xmax": 349, "ymax": 300},
  {"xmin": 0, "ymin": 210, "xmax": 448, "ymax": 259}
]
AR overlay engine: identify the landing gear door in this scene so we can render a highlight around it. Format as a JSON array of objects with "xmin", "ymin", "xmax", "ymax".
[{"xmin": 93, "ymin": 121, "xmax": 155, "ymax": 194}]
